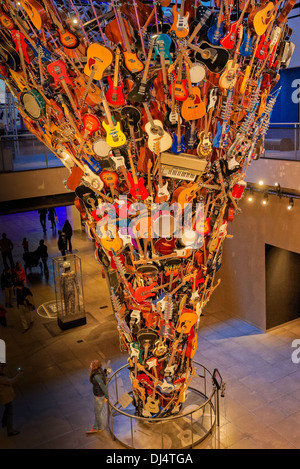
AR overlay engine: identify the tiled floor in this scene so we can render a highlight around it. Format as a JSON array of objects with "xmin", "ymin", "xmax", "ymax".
[{"xmin": 0, "ymin": 209, "xmax": 300, "ymax": 449}]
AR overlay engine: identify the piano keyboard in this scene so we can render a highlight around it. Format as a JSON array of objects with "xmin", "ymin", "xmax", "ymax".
[{"xmin": 162, "ymin": 167, "xmax": 197, "ymax": 181}]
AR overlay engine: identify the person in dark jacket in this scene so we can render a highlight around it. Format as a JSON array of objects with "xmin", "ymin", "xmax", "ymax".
[
  {"xmin": 0, "ymin": 233, "xmax": 14, "ymax": 270},
  {"xmin": 57, "ymin": 230, "xmax": 67, "ymax": 257},
  {"xmin": 86, "ymin": 359, "xmax": 109, "ymax": 435},
  {"xmin": 48, "ymin": 208, "xmax": 57, "ymax": 230},
  {"xmin": 1, "ymin": 267, "xmax": 14, "ymax": 307},
  {"xmin": 36, "ymin": 240, "xmax": 49, "ymax": 275},
  {"xmin": 16, "ymin": 284, "xmax": 35, "ymax": 333},
  {"xmin": 38, "ymin": 209, "xmax": 48, "ymax": 233},
  {"xmin": 62, "ymin": 220, "xmax": 73, "ymax": 253},
  {"xmin": 0, "ymin": 363, "xmax": 22, "ymax": 436}
]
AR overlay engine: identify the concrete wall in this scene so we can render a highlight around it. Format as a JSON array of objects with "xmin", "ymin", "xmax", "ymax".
[
  {"xmin": 0, "ymin": 167, "xmax": 70, "ymax": 202},
  {"xmin": 205, "ymin": 194, "xmax": 300, "ymax": 331}
]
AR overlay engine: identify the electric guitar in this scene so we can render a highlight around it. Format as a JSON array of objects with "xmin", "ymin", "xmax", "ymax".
[
  {"xmin": 240, "ymin": 25, "xmax": 254, "ymax": 57},
  {"xmin": 114, "ymin": 0, "xmax": 144, "ymax": 74},
  {"xmin": 168, "ymin": 55, "xmax": 188, "ymax": 102},
  {"xmin": 101, "ymin": 91, "xmax": 127, "ymax": 148},
  {"xmin": 171, "ymin": 119, "xmax": 186, "ymax": 154},
  {"xmin": 127, "ymin": 37, "xmax": 156, "ymax": 103},
  {"xmin": 219, "ymin": 26, "xmax": 243, "ymax": 90},
  {"xmin": 127, "ymin": 149, "xmax": 149, "ymax": 201},
  {"xmin": 220, "ymin": 0, "xmax": 251, "ymax": 49},
  {"xmin": 43, "ymin": 0, "xmax": 80, "ymax": 49},
  {"xmin": 170, "ymin": 0, "xmax": 190, "ymax": 38},
  {"xmin": 106, "ymin": 46, "xmax": 126, "ymax": 107},
  {"xmin": 153, "ymin": 33, "xmax": 172, "ymax": 63},
  {"xmin": 154, "ymin": 148, "xmax": 170, "ymax": 203},
  {"xmin": 207, "ymin": 0, "xmax": 224, "ymax": 45},
  {"xmin": 165, "ymin": 72, "xmax": 182, "ymax": 129},
  {"xmin": 0, "ymin": 7, "xmax": 15, "ymax": 30},
  {"xmin": 197, "ymin": 88, "xmax": 217, "ymax": 159}
]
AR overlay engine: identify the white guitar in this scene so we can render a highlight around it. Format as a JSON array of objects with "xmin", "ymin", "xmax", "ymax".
[{"xmin": 143, "ymin": 103, "xmax": 172, "ymax": 153}]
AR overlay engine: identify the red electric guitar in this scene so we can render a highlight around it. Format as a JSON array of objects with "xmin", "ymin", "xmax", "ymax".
[{"xmin": 106, "ymin": 46, "xmax": 126, "ymax": 107}]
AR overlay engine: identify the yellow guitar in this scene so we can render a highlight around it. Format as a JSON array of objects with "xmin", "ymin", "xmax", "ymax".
[{"xmin": 101, "ymin": 91, "xmax": 127, "ymax": 148}]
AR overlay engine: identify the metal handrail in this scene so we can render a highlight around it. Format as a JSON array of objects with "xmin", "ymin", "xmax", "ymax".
[{"xmin": 106, "ymin": 361, "xmax": 219, "ymax": 449}]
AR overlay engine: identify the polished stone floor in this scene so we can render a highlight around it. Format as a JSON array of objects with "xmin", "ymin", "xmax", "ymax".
[{"xmin": 0, "ymin": 208, "xmax": 300, "ymax": 449}]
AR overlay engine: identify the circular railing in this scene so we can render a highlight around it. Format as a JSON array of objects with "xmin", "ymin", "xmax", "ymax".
[{"xmin": 106, "ymin": 360, "xmax": 220, "ymax": 449}]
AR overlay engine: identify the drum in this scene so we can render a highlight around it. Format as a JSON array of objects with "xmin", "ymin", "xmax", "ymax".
[
  {"xmin": 21, "ymin": 89, "xmax": 46, "ymax": 120},
  {"xmin": 92, "ymin": 137, "xmax": 112, "ymax": 157}
]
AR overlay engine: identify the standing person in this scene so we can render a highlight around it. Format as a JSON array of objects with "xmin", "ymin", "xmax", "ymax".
[
  {"xmin": 57, "ymin": 230, "xmax": 67, "ymax": 257},
  {"xmin": 16, "ymin": 283, "xmax": 35, "ymax": 333},
  {"xmin": 48, "ymin": 207, "xmax": 57, "ymax": 230},
  {"xmin": 13, "ymin": 261, "xmax": 26, "ymax": 287},
  {"xmin": 86, "ymin": 360, "xmax": 109, "ymax": 435},
  {"xmin": 62, "ymin": 220, "xmax": 73, "ymax": 253},
  {"xmin": 36, "ymin": 240, "xmax": 49, "ymax": 275},
  {"xmin": 0, "ymin": 363, "xmax": 22, "ymax": 436},
  {"xmin": 0, "ymin": 233, "xmax": 14, "ymax": 270},
  {"xmin": 22, "ymin": 238, "xmax": 29, "ymax": 252},
  {"xmin": 1, "ymin": 266, "xmax": 14, "ymax": 307},
  {"xmin": 0, "ymin": 304, "xmax": 7, "ymax": 327},
  {"xmin": 38, "ymin": 208, "xmax": 48, "ymax": 233}
]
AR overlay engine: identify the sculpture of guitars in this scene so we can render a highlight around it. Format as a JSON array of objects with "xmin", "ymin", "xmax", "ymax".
[
  {"xmin": 43, "ymin": 0, "xmax": 80, "ymax": 48},
  {"xmin": 220, "ymin": 0, "xmax": 251, "ymax": 48}
]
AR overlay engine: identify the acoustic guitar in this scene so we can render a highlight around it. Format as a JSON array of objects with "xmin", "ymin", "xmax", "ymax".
[{"xmin": 19, "ymin": 0, "xmax": 49, "ymax": 30}]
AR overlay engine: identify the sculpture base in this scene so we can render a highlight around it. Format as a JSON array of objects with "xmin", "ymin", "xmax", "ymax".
[{"xmin": 57, "ymin": 315, "xmax": 87, "ymax": 331}]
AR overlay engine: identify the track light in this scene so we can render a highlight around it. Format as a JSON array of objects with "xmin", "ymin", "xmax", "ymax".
[
  {"xmin": 258, "ymin": 180, "xmax": 264, "ymax": 187},
  {"xmin": 288, "ymin": 198, "xmax": 294, "ymax": 210}
]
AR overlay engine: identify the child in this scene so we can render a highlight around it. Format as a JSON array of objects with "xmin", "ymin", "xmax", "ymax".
[{"xmin": 0, "ymin": 303, "xmax": 7, "ymax": 327}]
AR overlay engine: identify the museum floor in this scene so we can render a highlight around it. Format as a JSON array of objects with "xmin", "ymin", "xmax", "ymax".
[{"xmin": 0, "ymin": 209, "xmax": 300, "ymax": 450}]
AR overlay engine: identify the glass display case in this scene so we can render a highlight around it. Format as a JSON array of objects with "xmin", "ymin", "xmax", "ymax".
[{"xmin": 52, "ymin": 254, "xmax": 86, "ymax": 330}]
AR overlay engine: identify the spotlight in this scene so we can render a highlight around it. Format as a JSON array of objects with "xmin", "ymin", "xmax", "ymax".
[
  {"xmin": 262, "ymin": 192, "xmax": 269, "ymax": 205},
  {"xmin": 73, "ymin": 19, "xmax": 78, "ymax": 24},
  {"xmin": 274, "ymin": 182, "xmax": 280, "ymax": 188},
  {"xmin": 288, "ymin": 198, "xmax": 294, "ymax": 210},
  {"xmin": 258, "ymin": 180, "xmax": 264, "ymax": 186},
  {"xmin": 247, "ymin": 189, "xmax": 254, "ymax": 202}
]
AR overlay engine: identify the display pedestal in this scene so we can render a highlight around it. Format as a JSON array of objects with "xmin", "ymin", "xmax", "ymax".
[{"xmin": 52, "ymin": 254, "xmax": 86, "ymax": 331}]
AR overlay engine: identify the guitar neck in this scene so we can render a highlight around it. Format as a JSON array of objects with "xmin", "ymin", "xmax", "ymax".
[
  {"xmin": 143, "ymin": 102, "xmax": 156, "ymax": 128},
  {"xmin": 113, "ymin": 49, "xmax": 120, "ymax": 89},
  {"xmin": 141, "ymin": 42, "xmax": 154, "ymax": 83},
  {"xmin": 101, "ymin": 90, "xmax": 115, "ymax": 129},
  {"xmin": 116, "ymin": 7, "xmax": 132, "ymax": 52},
  {"xmin": 237, "ymin": 0, "xmax": 251, "ymax": 27}
]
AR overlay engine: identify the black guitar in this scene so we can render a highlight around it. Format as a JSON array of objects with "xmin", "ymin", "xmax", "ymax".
[
  {"xmin": 120, "ymin": 105, "xmax": 143, "ymax": 138},
  {"xmin": 0, "ymin": 40, "xmax": 20, "ymax": 71},
  {"xmin": 127, "ymin": 37, "xmax": 156, "ymax": 103},
  {"xmin": 194, "ymin": 41, "xmax": 229, "ymax": 74}
]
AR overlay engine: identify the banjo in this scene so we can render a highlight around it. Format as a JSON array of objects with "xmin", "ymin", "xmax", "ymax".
[{"xmin": 20, "ymin": 88, "xmax": 46, "ymax": 120}]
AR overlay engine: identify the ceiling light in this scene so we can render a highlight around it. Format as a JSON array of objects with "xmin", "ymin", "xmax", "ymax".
[{"xmin": 258, "ymin": 180, "xmax": 264, "ymax": 186}]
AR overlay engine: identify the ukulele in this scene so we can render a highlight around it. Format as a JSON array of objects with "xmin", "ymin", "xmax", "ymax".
[
  {"xmin": 171, "ymin": 0, "xmax": 190, "ymax": 38},
  {"xmin": 101, "ymin": 90, "xmax": 127, "ymax": 148},
  {"xmin": 113, "ymin": 0, "xmax": 144, "ymax": 74},
  {"xmin": 43, "ymin": 0, "xmax": 80, "ymax": 48},
  {"xmin": 106, "ymin": 46, "xmax": 125, "ymax": 107}
]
